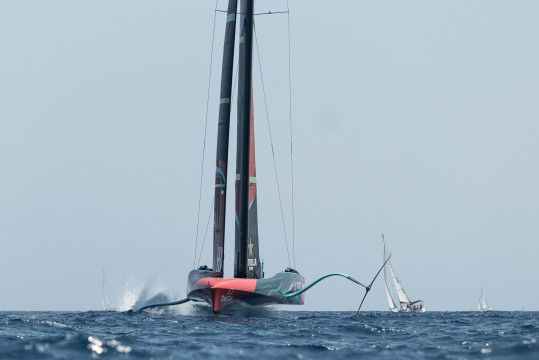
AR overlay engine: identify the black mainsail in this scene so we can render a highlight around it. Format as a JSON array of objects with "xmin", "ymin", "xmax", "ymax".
[
  {"xmin": 246, "ymin": 91, "xmax": 262, "ymax": 279},
  {"xmin": 212, "ymin": 0, "xmax": 238, "ymax": 278},
  {"xmin": 234, "ymin": 0, "xmax": 260, "ymax": 279}
]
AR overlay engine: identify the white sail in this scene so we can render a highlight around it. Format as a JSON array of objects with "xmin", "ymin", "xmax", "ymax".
[
  {"xmin": 385, "ymin": 282, "xmax": 397, "ymax": 310},
  {"xmin": 482, "ymin": 295, "xmax": 489, "ymax": 309},
  {"xmin": 478, "ymin": 289, "xmax": 492, "ymax": 311},
  {"xmin": 388, "ymin": 262, "xmax": 412, "ymax": 304}
]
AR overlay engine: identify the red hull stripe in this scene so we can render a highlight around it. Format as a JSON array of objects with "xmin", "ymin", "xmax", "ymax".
[
  {"xmin": 195, "ymin": 278, "xmax": 257, "ymax": 293},
  {"xmin": 194, "ymin": 278, "xmax": 257, "ymax": 312}
]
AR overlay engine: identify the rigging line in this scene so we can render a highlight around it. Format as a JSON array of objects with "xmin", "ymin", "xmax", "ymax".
[
  {"xmin": 197, "ymin": 199, "xmax": 215, "ymax": 267},
  {"xmin": 286, "ymin": 0, "xmax": 296, "ymax": 269},
  {"xmin": 253, "ymin": 23, "xmax": 291, "ymax": 267},
  {"xmin": 194, "ymin": 0, "xmax": 219, "ymax": 269}
]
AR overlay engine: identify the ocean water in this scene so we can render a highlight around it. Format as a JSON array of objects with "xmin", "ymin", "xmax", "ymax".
[{"xmin": 1, "ymin": 308, "xmax": 538, "ymax": 359}]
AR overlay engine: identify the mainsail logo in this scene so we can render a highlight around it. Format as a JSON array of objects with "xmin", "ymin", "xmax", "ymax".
[
  {"xmin": 248, "ymin": 238, "xmax": 254, "ymax": 257},
  {"xmin": 216, "ymin": 247, "xmax": 223, "ymax": 272}
]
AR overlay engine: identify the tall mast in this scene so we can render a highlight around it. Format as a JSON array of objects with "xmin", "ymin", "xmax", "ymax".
[
  {"xmin": 212, "ymin": 0, "xmax": 238, "ymax": 277},
  {"xmin": 383, "ymin": 235, "xmax": 396, "ymax": 310},
  {"xmin": 234, "ymin": 0, "xmax": 254, "ymax": 278}
]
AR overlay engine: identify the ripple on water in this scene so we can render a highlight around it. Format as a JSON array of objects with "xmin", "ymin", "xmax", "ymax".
[{"xmin": 1, "ymin": 311, "xmax": 539, "ymax": 359}]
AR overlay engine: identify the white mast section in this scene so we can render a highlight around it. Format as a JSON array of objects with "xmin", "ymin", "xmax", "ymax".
[{"xmin": 383, "ymin": 237, "xmax": 397, "ymax": 310}]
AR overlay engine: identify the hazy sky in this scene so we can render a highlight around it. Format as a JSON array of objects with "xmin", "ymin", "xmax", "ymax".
[{"xmin": 1, "ymin": 0, "xmax": 538, "ymax": 312}]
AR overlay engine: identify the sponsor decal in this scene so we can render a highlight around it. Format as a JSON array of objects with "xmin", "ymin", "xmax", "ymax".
[
  {"xmin": 220, "ymin": 295, "xmax": 233, "ymax": 303},
  {"xmin": 248, "ymin": 238, "xmax": 254, "ymax": 257},
  {"xmin": 247, "ymin": 258, "xmax": 257, "ymax": 266},
  {"xmin": 216, "ymin": 247, "xmax": 223, "ymax": 272},
  {"xmin": 220, "ymin": 289, "xmax": 234, "ymax": 303}
]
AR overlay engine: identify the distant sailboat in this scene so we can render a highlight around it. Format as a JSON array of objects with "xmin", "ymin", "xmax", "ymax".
[
  {"xmin": 478, "ymin": 289, "xmax": 493, "ymax": 312},
  {"xmin": 383, "ymin": 235, "xmax": 425, "ymax": 312}
]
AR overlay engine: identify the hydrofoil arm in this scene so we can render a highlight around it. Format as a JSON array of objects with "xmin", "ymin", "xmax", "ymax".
[
  {"xmin": 284, "ymin": 273, "xmax": 368, "ymax": 298},
  {"xmin": 135, "ymin": 298, "xmax": 190, "ymax": 311}
]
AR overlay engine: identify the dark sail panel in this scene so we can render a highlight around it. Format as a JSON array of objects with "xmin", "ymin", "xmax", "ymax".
[
  {"xmin": 234, "ymin": 0, "xmax": 246, "ymax": 278},
  {"xmin": 234, "ymin": 0, "xmax": 253, "ymax": 279},
  {"xmin": 247, "ymin": 90, "xmax": 261, "ymax": 279},
  {"xmin": 213, "ymin": 0, "xmax": 238, "ymax": 277}
]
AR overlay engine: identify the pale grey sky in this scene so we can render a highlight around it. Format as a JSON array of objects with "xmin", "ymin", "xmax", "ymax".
[{"xmin": 1, "ymin": 0, "xmax": 538, "ymax": 311}]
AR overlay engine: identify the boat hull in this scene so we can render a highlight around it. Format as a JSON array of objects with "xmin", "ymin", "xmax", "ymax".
[
  {"xmin": 392, "ymin": 304, "xmax": 425, "ymax": 312},
  {"xmin": 186, "ymin": 269, "xmax": 305, "ymax": 312},
  {"xmin": 394, "ymin": 307, "xmax": 426, "ymax": 313}
]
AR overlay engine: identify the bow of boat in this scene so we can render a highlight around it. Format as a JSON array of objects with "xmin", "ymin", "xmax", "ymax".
[{"xmin": 186, "ymin": 269, "xmax": 305, "ymax": 312}]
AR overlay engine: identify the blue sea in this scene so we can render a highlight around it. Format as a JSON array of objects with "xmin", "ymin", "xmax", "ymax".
[{"xmin": 1, "ymin": 308, "xmax": 538, "ymax": 359}]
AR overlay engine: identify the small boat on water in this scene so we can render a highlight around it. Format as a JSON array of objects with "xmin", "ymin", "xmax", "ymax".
[
  {"xmin": 478, "ymin": 289, "xmax": 493, "ymax": 312},
  {"xmin": 383, "ymin": 235, "xmax": 425, "ymax": 312}
]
